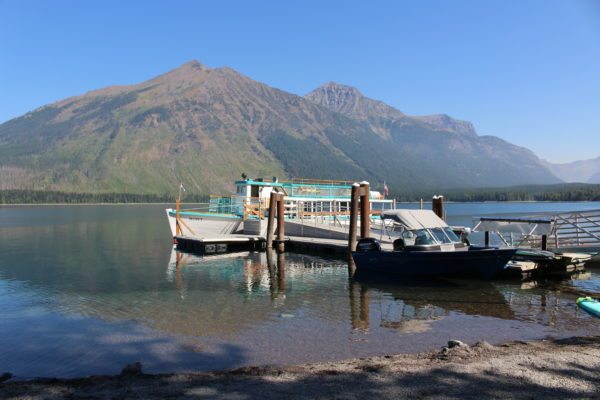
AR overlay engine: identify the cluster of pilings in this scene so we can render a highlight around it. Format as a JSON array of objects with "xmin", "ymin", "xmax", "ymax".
[
  {"xmin": 347, "ymin": 182, "xmax": 372, "ymax": 253},
  {"xmin": 266, "ymin": 190, "xmax": 286, "ymax": 252}
]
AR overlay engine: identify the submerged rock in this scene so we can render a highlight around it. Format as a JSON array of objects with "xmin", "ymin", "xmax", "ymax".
[{"xmin": 120, "ymin": 362, "xmax": 143, "ymax": 376}]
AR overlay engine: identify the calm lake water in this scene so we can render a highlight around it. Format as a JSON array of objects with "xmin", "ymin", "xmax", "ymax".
[{"xmin": 1, "ymin": 202, "xmax": 599, "ymax": 379}]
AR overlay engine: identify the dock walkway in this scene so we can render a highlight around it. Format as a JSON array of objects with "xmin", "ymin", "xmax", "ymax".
[{"xmin": 173, "ymin": 233, "xmax": 394, "ymax": 256}]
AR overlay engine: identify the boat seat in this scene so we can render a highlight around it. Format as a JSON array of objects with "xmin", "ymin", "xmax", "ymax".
[{"xmin": 393, "ymin": 238, "xmax": 405, "ymax": 251}]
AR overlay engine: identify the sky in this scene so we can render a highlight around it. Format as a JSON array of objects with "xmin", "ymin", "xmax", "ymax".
[{"xmin": 1, "ymin": 0, "xmax": 599, "ymax": 163}]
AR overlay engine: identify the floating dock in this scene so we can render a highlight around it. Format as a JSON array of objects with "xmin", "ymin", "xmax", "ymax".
[
  {"xmin": 174, "ymin": 234, "xmax": 392, "ymax": 256},
  {"xmin": 174, "ymin": 235, "xmax": 266, "ymax": 254}
]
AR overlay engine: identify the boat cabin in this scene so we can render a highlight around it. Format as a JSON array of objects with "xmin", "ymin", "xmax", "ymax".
[
  {"xmin": 380, "ymin": 210, "xmax": 467, "ymax": 251},
  {"xmin": 234, "ymin": 177, "xmax": 283, "ymax": 201},
  {"xmin": 233, "ymin": 177, "xmax": 395, "ymax": 218}
]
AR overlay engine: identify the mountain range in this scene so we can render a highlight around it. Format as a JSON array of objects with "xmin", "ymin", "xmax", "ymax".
[
  {"xmin": 0, "ymin": 61, "xmax": 564, "ymax": 195},
  {"xmin": 543, "ymin": 156, "xmax": 600, "ymax": 184}
]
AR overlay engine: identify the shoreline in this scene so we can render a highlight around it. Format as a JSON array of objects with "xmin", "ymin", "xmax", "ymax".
[
  {"xmin": 2, "ymin": 200, "xmax": 600, "ymax": 206},
  {"xmin": 2, "ymin": 336, "xmax": 599, "ymax": 399}
]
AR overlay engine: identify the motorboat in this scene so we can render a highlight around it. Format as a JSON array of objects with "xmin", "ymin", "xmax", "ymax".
[{"xmin": 352, "ymin": 209, "xmax": 517, "ymax": 279}]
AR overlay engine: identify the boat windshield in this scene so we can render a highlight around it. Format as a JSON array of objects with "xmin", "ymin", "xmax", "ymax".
[
  {"xmin": 443, "ymin": 227, "xmax": 460, "ymax": 242},
  {"xmin": 402, "ymin": 229, "xmax": 435, "ymax": 245},
  {"xmin": 431, "ymin": 228, "xmax": 459, "ymax": 244},
  {"xmin": 402, "ymin": 227, "xmax": 460, "ymax": 246}
]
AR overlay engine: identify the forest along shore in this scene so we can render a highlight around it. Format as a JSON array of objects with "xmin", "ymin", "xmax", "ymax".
[{"xmin": 2, "ymin": 336, "xmax": 599, "ymax": 399}]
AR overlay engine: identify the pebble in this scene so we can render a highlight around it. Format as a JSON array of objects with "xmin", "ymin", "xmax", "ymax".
[{"xmin": 448, "ymin": 340, "xmax": 468, "ymax": 348}]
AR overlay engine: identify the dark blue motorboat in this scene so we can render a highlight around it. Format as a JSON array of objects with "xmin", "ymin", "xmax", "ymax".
[{"xmin": 352, "ymin": 210, "xmax": 517, "ymax": 280}]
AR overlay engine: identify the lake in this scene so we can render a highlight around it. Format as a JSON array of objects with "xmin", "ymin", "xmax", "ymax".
[{"xmin": 0, "ymin": 202, "xmax": 599, "ymax": 379}]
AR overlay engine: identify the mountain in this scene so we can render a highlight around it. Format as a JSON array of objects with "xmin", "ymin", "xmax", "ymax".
[
  {"xmin": 543, "ymin": 156, "xmax": 600, "ymax": 184},
  {"xmin": 305, "ymin": 82, "xmax": 477, "ymax": 137},
  {"xmin": 304, "ymin": 82, "xmax": 559, "ymax": 187},
  {"xmin": 0, "ymin": 61, "xmax": 560, "ymax": 195}
]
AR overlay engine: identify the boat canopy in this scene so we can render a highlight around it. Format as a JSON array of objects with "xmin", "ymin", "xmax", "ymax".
[{"xmin": 381, "ymin": 210, "xmax": 448, "ymax": 230}]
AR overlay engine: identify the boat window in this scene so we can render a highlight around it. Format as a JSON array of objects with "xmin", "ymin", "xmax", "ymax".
[
  {"xmin": 443, "ymin": 227, "xmax": 461, "ymax": 243},
  {"xmin": 411, "ymin": 229, "xmax": 436, "ymax": 245},
  {"xmin": 430, "ymin": 228, "xmax": 452, "ymax": 244}
]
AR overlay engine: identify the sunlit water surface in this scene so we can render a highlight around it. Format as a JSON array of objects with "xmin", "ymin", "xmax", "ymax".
[{"xmin": 0, "ymin": 203, "xmax": 599, "ymax": 378}]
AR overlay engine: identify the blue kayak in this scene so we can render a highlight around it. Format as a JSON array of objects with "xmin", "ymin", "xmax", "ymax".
[{"xmin": 577, "ymin": 297, "xmax": 600, "ymax": 318}]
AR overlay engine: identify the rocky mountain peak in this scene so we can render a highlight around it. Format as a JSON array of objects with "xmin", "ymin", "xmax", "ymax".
[
  {"xmin": 305, "ymin": 83, "xmax": 476, "ymax": 137},
  {"xmin": 146, "ymin": 60, "xmax": 208, "ymax": 86},
  {"xmin": 305, "ymin": 82, "xmax": 405, "ymax": 120},
  {"xmin": 413, "ymin": 114, "xmax": 477, "ymax": 137}
]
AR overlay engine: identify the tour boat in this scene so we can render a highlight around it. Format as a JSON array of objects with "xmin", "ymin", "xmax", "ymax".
[{"xmin": 166, "ymin": 177, "xmax": 395, "ymax": 239}]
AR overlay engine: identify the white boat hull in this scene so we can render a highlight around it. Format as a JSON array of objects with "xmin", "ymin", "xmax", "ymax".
[{"xmin": 166, "ymin": 209, "xmax": 243, "ymax": 238}]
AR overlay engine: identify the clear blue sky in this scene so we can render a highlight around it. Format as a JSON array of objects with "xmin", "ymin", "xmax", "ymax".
[{"xmin": 1, "ymin": 0, "xmax": 598, "ymax": 163}]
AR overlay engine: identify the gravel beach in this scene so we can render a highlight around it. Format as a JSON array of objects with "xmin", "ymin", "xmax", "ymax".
[{"xmin": 2, "ymin": 336, "xmax": 599, "ymax": 399}]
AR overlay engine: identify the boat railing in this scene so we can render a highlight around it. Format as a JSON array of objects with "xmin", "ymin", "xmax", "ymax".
[
  {"xmin": 176, "ymin": 195, "xmax": 264, "ymax": 218},
  {"xmin": 284, "ymin": 177, "xmax": 355, "ymax": 186},
  {"xmin": 178, "ymin": 194, "xmax": 393, "ymax": 227},
  {"xmin": 288, "ymin": 200, "xmax": 385, "ymax": 234}
]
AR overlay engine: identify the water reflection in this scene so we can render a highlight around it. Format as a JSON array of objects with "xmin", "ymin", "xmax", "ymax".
[
  {"xmin": 164, "ymin": 248, "xmax": 597, "ymax": 339},
  {"xmin": 1, "ymin": 204, "xmax": 599, "ymax": 378}
]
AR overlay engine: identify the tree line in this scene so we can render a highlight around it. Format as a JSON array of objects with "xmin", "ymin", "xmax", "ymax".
[
  {"xmin": 394, "ymin": 183, "xmax": 600, "ymax": 202},
  {"xmin": 0, "ymin": 190, "xmax": 208, "ymax": 204},
  {"xmin": 1, "ymin": 183, "xmax": 600, "ymax": 204}
]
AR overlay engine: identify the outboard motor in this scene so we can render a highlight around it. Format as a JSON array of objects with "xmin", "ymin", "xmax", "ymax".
[{"xmin": 356, "ymin": 238, "xmax": 381, "ymax": 253}]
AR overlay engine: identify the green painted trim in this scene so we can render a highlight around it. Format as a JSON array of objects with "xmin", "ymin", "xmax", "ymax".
[
  {"xmin": 234, "ymin": 180, "xmax": 284, "ymax": 187},
  {"xmin": 168, "ymin": 210, "xmax": 243, "ymax": 220}
]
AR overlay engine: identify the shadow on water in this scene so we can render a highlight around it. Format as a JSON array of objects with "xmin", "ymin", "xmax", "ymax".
[{"xmin": 2, "ymin": 311, "xmax": 248, "ymax": 379}]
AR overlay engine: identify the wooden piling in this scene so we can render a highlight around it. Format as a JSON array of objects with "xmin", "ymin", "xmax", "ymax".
[
  {"xmin": 485, "ymin": 231, "xmax": 490, "ymax": 247},
  {"xmin": 541, "ymin": 234, "xmax": 548, "ymax": 251},
  {"xmin": 266, "ymin": 191, "xmax": 278, "ymax": 249},
  {"xmin": 359, "ymin": 181, "xmax": 370, "ymax": 239},
  {"xmin": 349, "ymin": 280, "xmax": 369, "ymax": 331},
  {"xmin": 432, "ymin": 195, "xmax": 445, "ymax": 221},
  {"xmin": 277, "ymin": 251, "xmax": 286, "ymax": 292},
  {"xmin": 348, "ymin": 183, "xmax": 360, "ymax": 255},
  {"xmin": 175, "ymin": 198, "xmax": 182, "ymax": 235},
  {"xmin": 276, "ymin": 194, "xmax": 285, "ymax": 252},
  {"xmin": 266, "ymin": 253, "xmax": 276, "ymax": 299}
]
